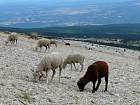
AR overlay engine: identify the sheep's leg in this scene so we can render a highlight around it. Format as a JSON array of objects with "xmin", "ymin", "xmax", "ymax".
[
  {"xmin": 39, "ymin": 74, "xmax": 44, "ymax": 80},
  {"xmin": 45, "ymin": 46, "xmax": 47, "ymax": 52},
  {"xmin": 95, "ymin": 78, "xmax": 101, "ymax": 91},
  {"xmin": 80, "ymin": 63, "xmax": 83, "ymax": 71},
  {"xmin": 92, "ymin": 81, "xmax": 96, "ymax": 93},
  {"xmin": 39, "ymin": 47, "xmax": 41, "ymax": 52},
  {"xmin": 10, "ymin": 41, "xmax": 12, "ymax": 45},
  {"xmin": 71, "ymin": 64, "xmax": 72, "ymax": 70},
  {"xmin": 39, "ymin": 72, "xmax": 43, "ymax": 80},
  {"xmin": 104, "ymin": 74, "xmax": 108, "ymax": 92},
  {"xmin": 55, "ymin": 43, "xmax": 57, "ymax": 47},
  {"xmin": 45, "ymin": 70, "xmax": 49, "ymax": 83},
  {"xmin": 48, "ymin": 44, "xmax": 50, "ymax": 49},
  {"xmin": 73, "ymin": 63, "xmax": 77, "ymax": 70},
  {"xmin": 50, "ymin": 69, "xmax": 56, "ymax": 82},
  {"xmin": 59, "ymin": 66, "xmax": 62, "ymax": 82},
  {"xmin": 35, "ymin": 47, "xmax": 38, "ymax": 51}
]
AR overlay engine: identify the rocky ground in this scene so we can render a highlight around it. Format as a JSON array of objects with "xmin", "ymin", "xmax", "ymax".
[{"xmin": 0, "ymin": 33, "xmax": 140, "ymax": 105}]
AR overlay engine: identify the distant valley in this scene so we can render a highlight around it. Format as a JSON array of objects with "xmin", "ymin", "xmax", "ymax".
[{"xmin": 0, "ymin": 0, "xmax": 140, "ymax": 28}]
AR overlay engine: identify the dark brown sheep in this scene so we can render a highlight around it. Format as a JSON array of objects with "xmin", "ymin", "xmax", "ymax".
[
  {"xmin": 65, "ymin": 42, "xmax": 70, "ymax": 46},
  {"xmin": 77, "ymin": 61, "xmax": 109, "ymax": 93}
]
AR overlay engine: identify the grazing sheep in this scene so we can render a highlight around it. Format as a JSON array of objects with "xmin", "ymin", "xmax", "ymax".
[
  {"xmin": 29, "ymin": 34, "xmax": 38, "ymax": 40},
  {"xmin": 5, "ymin": 35, "xmax": 18, "ymax": 45},
  {"xmin": 65, "ymin": 42, "xmax": 70, "ymax": 46},
  {"xmin": 35, "ymin": 39, "xmax": 50, "ymax": 51},
  {"xmin": 32, "ymin": 52, "xmax": 63, "ymax": 82},
  {"xmin": 84, "ymin": 45, "xmax": 92, "ymax": 50},
  {"xmin": 77, "ymin": 61, "xmax": 109, "ymax": 93},
  {"xmin": 50, "ymin": 40, "xmax": 57, "ymax": 47},
  {"xmin": 63, "ymin": 54, "xmax": 85, "ymax": 71}
]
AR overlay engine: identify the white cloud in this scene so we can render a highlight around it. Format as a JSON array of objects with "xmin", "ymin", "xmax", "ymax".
[
  {"xmin": 135, "ymin": 0, "xmax": 140, "ymax": 6},
  {"xmin": 136, "ymin": 2, "xmax": 140, "ymax": 6},
  {"xmin": 118, "ymin": 15, "xmax": 122, "ymax": 18},
  {"xmin": 49, "ymin": 8, "xmax": 95, "ymax": 16}
]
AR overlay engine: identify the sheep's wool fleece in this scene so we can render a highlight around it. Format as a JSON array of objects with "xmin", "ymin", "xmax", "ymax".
[
  {"xmin": 40, "ymin": 53, "xmax": 63, "ymax": 69},
  {"xmin": 66, "ymin": 54, "xmax": 85, "ymax": 63},
  {"xmin": 37, "ymin": 39, "xmax": 50, "ymax": 45}
]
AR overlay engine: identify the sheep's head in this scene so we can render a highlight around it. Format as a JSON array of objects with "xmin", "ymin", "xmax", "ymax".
[
  {"xmin": 31, "ymin": 68, "xmax": 43, "ymax": 82},
  {"xmin": 77, "ymin": 78, "xmax": 86, "ymax": 92}
]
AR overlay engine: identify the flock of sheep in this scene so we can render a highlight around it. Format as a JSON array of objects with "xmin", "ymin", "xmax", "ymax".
[{"xmin": 4, "ymin": 34, "xmax": 109, "ymax": 93}]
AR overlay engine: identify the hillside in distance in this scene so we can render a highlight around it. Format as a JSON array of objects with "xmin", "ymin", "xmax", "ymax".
[{"xmin": 0, "ymin": 24, "xmax": 140, "ymax": 40}]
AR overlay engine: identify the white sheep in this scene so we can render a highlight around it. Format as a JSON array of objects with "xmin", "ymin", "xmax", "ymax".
[
  {"xmin": 32, "ymin": 52, "xmax": 63, "ymax": 82},
  {"xmin": 5, "ymin": 35, "xmax": 18, "ymax": 45},
  {"xmin": 50, "ymin": 40, "xmax": 57, "ymax": 47},
  {"xmin": 63, "ymin": 54, "xmax": 85, "ymax": 71},
  {"xmin": 35, "ymin": 39, "xmax": 50, "ymax": 51}
]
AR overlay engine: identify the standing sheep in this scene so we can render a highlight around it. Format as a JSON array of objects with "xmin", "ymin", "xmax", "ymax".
[
  {"xmin": 63, "ymin": 54, "xmax": 85, "ymax": 71},
  {"xmin": 35, "ymin": 39, "xmax": 50, "ymax": 51},
  {"xmin": 50, "ymin": 40, "xmax": 57, "ymax": 47},
  {"xmin": 65, "ymin": 42, "xmax": 70, "ymax": 46},
  {"xmin": 32, "ymin": 52, "xmax": 63, "ymax": 82},
  {"xmin": 29, "ymin": 34, "xmax": 38, "ymax": 40},
  {"xmin": 5, "ymin": 35, "xmax": 18, "ymax": 45},
  {"xmin": 77, "ymin": 61, "xmax": 109, "ymax": 93}
]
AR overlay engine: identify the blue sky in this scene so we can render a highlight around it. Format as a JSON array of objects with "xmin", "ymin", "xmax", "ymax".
[
  {"xmin": 0, "ymin": 0, "xmax": 135, "ymax": 9},
  {"xmin": 0, "ymin": 0, "xmax": 133, "ymax": 4}
]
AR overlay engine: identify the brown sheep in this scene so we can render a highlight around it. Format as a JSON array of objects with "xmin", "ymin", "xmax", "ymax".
[
  {"xmin": 77, "ymin": 61, "xmax": 109, "ymax": 93},
  {"xmin": 65, "ymin": 42, "xmax": 70, "ymax": 46}
]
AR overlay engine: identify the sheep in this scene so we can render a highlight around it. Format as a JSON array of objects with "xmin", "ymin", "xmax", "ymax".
[
  {"xmin": 5, "ymin": 35, "xmax": 18, "ymax": 45},
  {"xmin": 32, "ymin": 52, "xmax": 63, "ymax": 82},
  {"xmin": 35, "ymin": 39, "xmax": 50, "ymax": 51},
  {"xmin": 77, "ymin": 61, "xmax": 109, "ymax": 93},
  {"xmin": 84, "ymin": 45, "xmax": 93, "ymax": 50},
  {"xmin": 50, "ymin": 40, "xmax": 57, "ymax": 47},
  {"xmin": 65, "ymin": 42, "xmax": 70, "ymax": 46},
  {"xmin": 63, "ymin": 54, "xmax": 85, "ymax": 71},
  {"xmin": 29, "ymin": 34, "xmax": 38, "ymax": 40}
]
